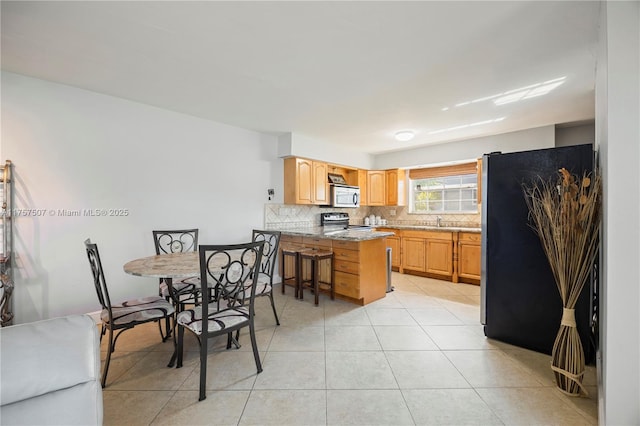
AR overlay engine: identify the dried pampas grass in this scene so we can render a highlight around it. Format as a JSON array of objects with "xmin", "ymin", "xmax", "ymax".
[{"xmin": 523, "ymin": 168, "xmax": 601, "ymax": 396}]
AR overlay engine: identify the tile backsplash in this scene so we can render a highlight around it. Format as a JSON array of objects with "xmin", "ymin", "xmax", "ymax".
[{"xmin": 264, "ymin": 204, "xmax": 480, "ymax": 228}]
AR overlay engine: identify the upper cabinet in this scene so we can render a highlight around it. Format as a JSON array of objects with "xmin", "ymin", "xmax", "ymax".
[
  {"xmin": 385, "ymin": 169, "xmax": 406, "ymax": 206},
  {"xmin": 358, "ymin": 169, "xmax": 368, "ymax": 206},
  {"xmin": 283, "ymin": 157, "xmax": 406, "ymax": 206},
  {"xmin": 284, "ymin": 157, "xmax": 329, "ymax": 205},
  {"xmin": 366, "ymin": 169, "xmax": 406, "ymax": 206},
  {"xmin": 367, "ymin": 170, "xmax": 386, "ymax": 206}
]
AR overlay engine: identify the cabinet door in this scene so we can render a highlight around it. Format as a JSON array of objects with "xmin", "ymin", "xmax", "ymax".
[
  {"xmin": 368, "ymin": 170, "xmax": 386, "ymax": 206},
  {"xmin": 358, "ymin": 169, "xmax": 368, "ymax": 206},
  {"xmin": 296, "ymin": 158, "xmax": 314, "ymax": 204},
  {"xmin": 426, "ymin": 239, "xmax": 453, "ymax": 276},
  {"xmin": 385, "ymin": 169, "xmax": 398, "ymax": 206},
  {"xmin": 459, "ymin": 241, "xmax": 481, "ymax": 280},
  {"xmin": 313, "ymin": 161, "xmax": 329, "ymax": 204},
  {"xmin": 402, "ymin": 237, "xmax": 425, "ymax": 271},
  {"xmin": 385, "ymin": 169, "xmax": 406, "ymax": 206}
]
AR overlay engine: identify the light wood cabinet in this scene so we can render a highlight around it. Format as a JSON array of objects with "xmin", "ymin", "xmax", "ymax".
[
  {"xmin": 313, "ymin": 161, "xmax": 329, "ymax": 204},
  {"xmin": 284, "ymin": 157, "xmax": 329, "ymax": 205},
  {"xmin": 458, "ymin": 232, "xmax": 481, "ymax": 283},
  {"xmin": 425, "ymin": 238, "xmax": 453, "ymax": 276},
  {"xmin": 358, "ymin": 169, "xmax": 368, "ymax": 206},
  {"xmin": 367, "ymin": 170, "xmax": 386, "ymax": 206},
  {"xmin": 401, "ymin": 230, "xmax": 453, "ymax": 279},
  {"xmin": 385, "ymin": 169, "xmax": 406, "ymax": 206},
  {"xmin": 402, "ymin": 237, "xmax": 426, "ymax": 272}
]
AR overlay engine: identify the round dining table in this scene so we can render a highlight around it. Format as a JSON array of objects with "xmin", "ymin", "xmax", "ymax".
[
  {"xmin": 123, "ymin": 251, "xmax": 200, "ymax": 367},
  {"xmin": 123, "ymin": 251, "xmax": 199, "ymax": 280}
]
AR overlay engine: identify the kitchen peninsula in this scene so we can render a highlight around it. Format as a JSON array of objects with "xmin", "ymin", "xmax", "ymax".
[{"xmin": 274, "ymin": 227, "xmax": 394, "ymax": 306}]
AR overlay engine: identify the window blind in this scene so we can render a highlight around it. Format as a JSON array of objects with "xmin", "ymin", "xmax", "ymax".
[{"xmin": 408, "ymin": 162, "xmax": 478, "ymax": 180}]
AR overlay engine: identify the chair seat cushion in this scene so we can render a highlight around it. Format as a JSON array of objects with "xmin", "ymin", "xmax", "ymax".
[
  {"xmin": 102, "ymin": 296, "xmax": 174, "ymax": 325},
  {"xmin": 177, "ymin": 305, "xmax": 249, "ymax": 335},
  {"xmin": 159, "ymin": 277, "xmax": 200, "ymax": 298}
]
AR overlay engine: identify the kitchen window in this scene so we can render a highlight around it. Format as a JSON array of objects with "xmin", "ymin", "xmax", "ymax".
[{"xmin": 408, "ymin": 162, "xmax": 478, "ymax": 214}]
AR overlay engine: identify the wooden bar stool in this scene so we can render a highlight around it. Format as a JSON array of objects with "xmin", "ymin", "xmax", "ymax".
[
  {"xmin": 281, "ymin": 248, "xmax": 302, "ymax": 298},
  {"xmin": 298, "ymin": 249, "xmax": 335, "ymax": 305}
]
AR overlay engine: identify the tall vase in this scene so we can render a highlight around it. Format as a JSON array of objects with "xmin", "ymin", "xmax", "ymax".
[{"xmin": 551, "ymin": 308, "xmax": 587, "ymax": 396}]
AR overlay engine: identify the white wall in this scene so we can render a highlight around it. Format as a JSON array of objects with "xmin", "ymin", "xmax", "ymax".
[
  {"xmin": 278, "ymin": 132, "xmax": 374, "ymax": 169},
  {"xmin": 555, "ymin": 122, "xmax": 595, "ymax": 147},
  {"xmin": 1, "ymin": 72, "xmax": 282, "ymax": 324},
  {"xmin": 373, "ymin": 125, "xmax": 555, "ymax": 169},
  {"xmin": 596, "ymin": 1, "xmax": 640, "ymax": 424}
]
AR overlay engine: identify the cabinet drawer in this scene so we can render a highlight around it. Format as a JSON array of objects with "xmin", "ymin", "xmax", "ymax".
[
  {"xmin": 302, "ymin": 237, "xmax": 332, "ymax": 248},
  {"xmin": 281, "ymin": 235, "xmax": 303, "ymax": 244},
  {"xmin": 333, "ymin": 247, "xmax": 360, "ymax": 262},
  {"xmin": 459, "ymin": 232, "xmax": 481, "ymax": 243},
  {"xmin": 332, "ymin": 239, "xmax": 360, "ymax": 251},
  {"xmin": 403, "ymin": 230, "xmax": 452, "ymax": 240},
  {"xmin": 334, "ymin": 259, "xmax": 360, "ymax": 275},
  {"xmin": 334, "ymin": 271, "xmax": 360, "ymax": 298}
]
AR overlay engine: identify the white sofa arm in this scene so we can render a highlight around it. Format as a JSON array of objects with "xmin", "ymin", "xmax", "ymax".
[{"xmin": 0, "ymin": 314, "xmax": 103, "ymax": 425}]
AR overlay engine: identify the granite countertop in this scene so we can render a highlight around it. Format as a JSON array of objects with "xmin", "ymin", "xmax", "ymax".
[
  {"xmin": 374, "ymin": 224, "xmax": 482, "ymax": 233},
  {"xmin": 270, "ymin": 226, "xmax": 395, "ymax": 241}
]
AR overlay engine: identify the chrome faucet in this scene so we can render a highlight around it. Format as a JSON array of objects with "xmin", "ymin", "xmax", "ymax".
[{"xmin": 436, "ymin": 216, "xmax": 443, "ymax": 227}]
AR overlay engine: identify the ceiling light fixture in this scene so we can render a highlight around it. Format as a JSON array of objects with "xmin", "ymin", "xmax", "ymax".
[{"xmin": 394, "ymin": 130, "xmax": 415, "ymax": 142}]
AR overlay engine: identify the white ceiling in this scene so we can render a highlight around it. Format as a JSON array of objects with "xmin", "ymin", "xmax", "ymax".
[{"xmin": 1, "ymin": 1, "xmax": 600, "ymax": 154}]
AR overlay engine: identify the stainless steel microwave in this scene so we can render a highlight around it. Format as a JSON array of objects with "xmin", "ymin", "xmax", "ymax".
[{"xmin": 331, "ymin": 184, "xmax": 360, "ymax": 208}]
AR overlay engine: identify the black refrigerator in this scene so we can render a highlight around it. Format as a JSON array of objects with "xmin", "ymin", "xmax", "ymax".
[{"xmin": 481, "ymin": 144, "xmax": 595, "ymax": 362}]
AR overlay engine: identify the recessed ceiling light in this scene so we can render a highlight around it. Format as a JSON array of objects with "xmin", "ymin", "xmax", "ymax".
[{"xmin": 394, "ymin": 130, "xmax": 415, "ymax": 142}]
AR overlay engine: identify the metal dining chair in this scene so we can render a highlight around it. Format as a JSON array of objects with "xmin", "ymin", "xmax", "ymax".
[
  {"xmin": 176, "ymin": 241, "xmax": 265, "ymax": 401},
  {"xmin": 84, "ymin": 239, "xmax": 174, "ymax": 388},
  {"xmin": 152, "ymin": 229, "xmax": 200, "ymax": 341},
  {"xmin": 251, "ymin": 229, "xmax": 281, "ymax": 325}
]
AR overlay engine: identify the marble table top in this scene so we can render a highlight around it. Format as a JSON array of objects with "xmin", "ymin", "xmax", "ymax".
[{"xmin": 123, "ymin": 251, "xmax": 199, "ymax": 279}]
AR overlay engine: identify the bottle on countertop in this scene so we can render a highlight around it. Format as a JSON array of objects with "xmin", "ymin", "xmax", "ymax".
[{"xmin": 364, "ymin": 217, "xmax": 370, "ymax": 226}]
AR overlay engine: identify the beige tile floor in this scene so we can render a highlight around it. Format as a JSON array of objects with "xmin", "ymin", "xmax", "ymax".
[{"xmin": 101, "ymin": 272, "xmax": 598, "ymax": 425}]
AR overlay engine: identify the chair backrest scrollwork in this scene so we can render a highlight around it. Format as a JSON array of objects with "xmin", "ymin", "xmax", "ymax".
[
  {"xmin": 251, "ymin": 230, "xmax": 281, "ymax": 283},
  {"xmin": 153, "ymin": 229, "xmax": 199, "ymax": 255},
  {"xmin": 199, "ymin": 241, "xmax": 265, "ymax": 319}
]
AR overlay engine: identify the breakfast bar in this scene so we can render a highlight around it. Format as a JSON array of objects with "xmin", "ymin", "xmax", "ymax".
[{"xmin": 274, "ymin": 227, "xmax": 394, "ymax": 306}]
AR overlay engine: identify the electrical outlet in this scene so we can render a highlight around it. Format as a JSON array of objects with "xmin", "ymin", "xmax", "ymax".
[{"xmin": 389, "ymin": 209, "xmax": 396, "ymax": 216}]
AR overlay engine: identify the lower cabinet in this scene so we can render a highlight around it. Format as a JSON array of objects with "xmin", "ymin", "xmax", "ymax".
[
  {"xmin": 379, "ymin": 228, "xmax": 480, "ymax": 285},
  {"xmin": 402, "ymin": 237, "xmax": 426, "ymax": 272},
  {"xmin": 425, "ymin": 236, "xmax": 453, "ymax": 276},
  {"xmin": 402, "ymin": 230, "xmax": 453, "ymax": 278},
  {"xmin": 458, "ymin": 232, "xmax": 481, "ymax": 282}
]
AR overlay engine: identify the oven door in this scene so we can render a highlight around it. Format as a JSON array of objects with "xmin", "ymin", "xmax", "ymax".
[{"xmin": 331, "ymin": 186, "xmax": 360, "ymax": 207}]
